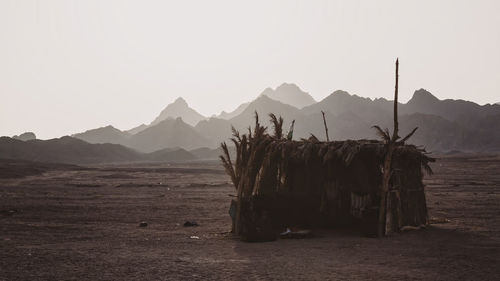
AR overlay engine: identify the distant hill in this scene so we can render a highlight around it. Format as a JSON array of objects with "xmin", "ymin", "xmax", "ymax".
[
  {"xmin": 189, "ymin": 146, "xmax": 235, "ymax": 160},
  {"xmin": 260, "ymin": 83, "xmax": 316, "ymax": 109},
  {"xmin": 150, "ymin": 97, "xmax": 206, "ymax": 126},
  {"xmin": 128, "ymin": 118, "xmax": 212, "ymax": 153},
  {"xmin": 12, "ymin": 132, "xmax": 36, "ymax": 141},
  {"xmin": 217, "ymin": 102, "xmax": 250, "ymax": 120},
  {"xmin": 0, "ymin": 136, "xmax": 142, "ymax": 164},
  {"xmin": 73, "ymin": 125, "xmax": 130, "ymax": 146},
  {"xmin": 147, "ymin": 147, "xmax": 198, "ymax": 162},
  {"xmin": 0, "ymin": 136, "xmax": 203, "ymax": 164},
  {"xmin": 126, "ymin": 124, "xmax": 148, "ymax": 135}
]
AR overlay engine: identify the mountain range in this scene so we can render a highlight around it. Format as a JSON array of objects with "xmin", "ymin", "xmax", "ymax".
[
  {"xmin": 4, "ymin": 83, "xmax": 500, "ymax": 164},
  {"xmin": 0, "ymin": 136, "xmax": 226, "ymax": 164},
  {"xmin": 72, "ymin": 85, "xmax": 500, "ymax": 153}
]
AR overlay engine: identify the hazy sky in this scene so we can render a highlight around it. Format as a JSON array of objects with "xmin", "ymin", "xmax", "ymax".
[{"xmin": 1, "ymin": 0, "xmax": 499, "ymax": 139}]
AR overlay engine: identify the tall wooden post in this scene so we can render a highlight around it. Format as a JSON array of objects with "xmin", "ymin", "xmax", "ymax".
[
  {"xmin": 392, "ymin": 59, "xmax": 399, "ymax": 141},
  {"xmin": 321, "ymin": 111, "xmax": 330, "ymax": 142},
  {"xmin": 377, "ymin": 58, "xmax": 399, "ymax": 237}
]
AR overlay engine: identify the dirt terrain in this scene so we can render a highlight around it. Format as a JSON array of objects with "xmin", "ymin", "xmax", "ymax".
[{"xmin": 1, "ymin": 156, "xmax": 499, "ymax": 280}]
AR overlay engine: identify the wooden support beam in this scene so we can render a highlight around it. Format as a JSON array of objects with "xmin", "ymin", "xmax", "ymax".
[
  {"xmin": 378, "ymin": 58, "xmax": 399, "ymax": 237},
  {"xmin": 321, "ymin": 110, "xmax": 330, "ymax": 142}
]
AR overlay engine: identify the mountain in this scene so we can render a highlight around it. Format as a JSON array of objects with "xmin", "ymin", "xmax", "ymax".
[
  {"xmin": 0, "ymin": 136, "xmax": 204, "ymax": 164},
  {"xmin": 73, "ymin": 125, "xmax": 130, "ymax": 146},
  {"xmin": 0, "ymin": 136, "xmax": 142, "ymax": 164},
  {"xmin": 396, "ymin": 113, "xmax": 500, "ymax": 152},
  {"xmin": 189, "ymin": 147, "xmax": 221, "ymax": 160},
  {"xmin": 72, "ymin": 116, "xmax": 215, "ymax": 153},
  {"xmin": 217, "ymin": 102, "xmax": 250, "ymax": 120},
  {"xmin": 260, "ymin": 83, "xmax": 316, "ymax": 109},
  {"xmin": 126, "ymin": 124, "xmax": 148, "ymax": 135},
  {"xmin": 293, "ymin": 111, "xmax": 372, "ymax": 141},
  {"xmin": 41, "ymin": 86, "xmax": 500, "ymax": 154},
  {"xmin": 229, "ymin": 95, "xmax": 303, "ymax": 130},
  {"xmin": 402, "ymin": 89, "xmax": 500, "ymax": 123},
  {"xmin": 302, "ymin": 90, "xmax": 392, "ymax": 123},
  {"xmin": 128, "ymin": 118, "xmax": 212, "ymax": 153},
  {"xmin": 12, "ymin": 132, "xmax": 36, "ymax": 141},
  {"xmin": 150, "ymin": 97, "xmax": 206, "ymax": 126},
  {"xmin": 189, "ymin": 146, "xmax": 235, "ymax": 160},
  {"xmin": 195, "ymin": 117, "xmax": 233, "ymax": 145}
]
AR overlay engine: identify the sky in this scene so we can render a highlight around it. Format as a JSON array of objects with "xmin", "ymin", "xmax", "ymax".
[{"xmin": 1, "ymin": 0, "xmax": 499, "ymax": 139}]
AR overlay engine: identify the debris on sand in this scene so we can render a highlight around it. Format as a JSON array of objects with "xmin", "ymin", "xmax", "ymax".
[
  {"xmin": 0, "ymin": 209, "xmax": 19, "ymax": 217},
  {"xmin": 429, "ymin": 217, "xmax": 451, "ymax": 224},
  {"xmin": 280, "ymin": 228, "xmax": 313, "ymax": 239},
  {"xmin": 183, "ymin": 221, "xmax": 199, "ymax": 227},
  {"xmin": 190, "ymin": 236, "xmax": 200, "ymax": 239},
  {"xmin": 139, "ymin": 221, "xmax": 148, "ymax": 227},
  {"xmin": 400, "ymin": 225, "xmax": 427, "ymax": 232}
]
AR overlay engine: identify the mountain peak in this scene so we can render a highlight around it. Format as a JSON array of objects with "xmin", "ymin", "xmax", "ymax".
[
  {"xmin": 150, "ymin": 97, "xmax": 205, "ymax": 127},
  {"xmin": 409, "ymin": 89, "xmax": 439, "ymax": 104},
  {"xmin": 259, "ymin": 83, "xmax": 315, "ymax": 108},
  {"xmin": 173, "ymin": 97, "xmax": 188, "ymax": 107},
  {"xmin": 261, "ymin": 87, "xmax": 274, "ymax": 96},
  {"xmin": 331, "ymin": 90, "xmax": 351, "ymax": 96},
  {"xmin": 12, "ymin": 132, "xmax": 36, "ymax": 141},
  {"xmin": 257, "ymin": 93, "xmax": 273, "ymax": 101},
  {"xmin": 276, "ymin": 82, "xmax": 300, "ymax": 92}
]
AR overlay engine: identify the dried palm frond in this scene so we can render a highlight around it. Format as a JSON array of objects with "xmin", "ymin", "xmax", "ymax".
[
  {"xmin": 231, "ymin": 126, "xmax": 241, "ymax": 141},
  {"xmin": 336, "ymin": 140, "xmax": 361, "ymax": 166},
  {"xmin": 247, "ymin": 126, "xmax": 252, "ymax": 141},
  {"xmin": 372, "ymin": 125, "xmax": 391, "ymax": 143},
  {"xmin": 269, "ymin": 113, "xmax": 284, "ymax": 139},
  {"xmin": 309, "ymin": 134, "xmax": 319, "ymax": 142},
  {"xmin": 220, "ymin": 142, "xmax": 237, "ymax": 188},
  {"xmin": 287, "ymin": 120, "xmax": 295, "ymax": 140},
  {"xmin": 399, "ymin": 127, "xmax": 418, "ymax": 144}
]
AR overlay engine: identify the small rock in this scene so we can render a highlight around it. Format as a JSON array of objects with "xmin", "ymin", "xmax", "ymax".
[
  {"xmin": 183, "ymin": 221, "xmax": 199, "ymax": 227},
  {"xmin": 139, "ymin": 221, "xmax": 148, "ymax": 227}
]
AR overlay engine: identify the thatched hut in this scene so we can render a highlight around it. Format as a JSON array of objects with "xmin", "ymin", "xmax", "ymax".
[{"xmin": 220, "ymin": 60, "xmax": 434, "ymax": 241}]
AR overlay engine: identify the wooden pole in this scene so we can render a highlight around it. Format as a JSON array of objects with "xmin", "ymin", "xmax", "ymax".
[
  {"xmin": 392, "ymin": 58, "xmax": 399, "ymax": 141},
  {"xmin": 377, "ymin": 58, "xmax": 399, "ymax": 237},
  {"xmin": 321, "ymin": 111, "xmax": 330, "ymax": 142}
]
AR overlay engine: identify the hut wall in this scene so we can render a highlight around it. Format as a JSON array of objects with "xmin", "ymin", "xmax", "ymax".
[{"xmin": 391, "ymin": 153, "xmax": 429, "ymax": 227}]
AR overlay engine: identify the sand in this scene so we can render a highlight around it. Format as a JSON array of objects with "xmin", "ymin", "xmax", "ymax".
[{"xmin": 1, "ymin": 157, "xmax": 499, "ymax": 280}]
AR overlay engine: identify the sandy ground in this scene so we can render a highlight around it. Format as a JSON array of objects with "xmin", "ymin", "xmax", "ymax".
[{"xmin": 1, "ymin": 157, "xmax": 499, "ymax": 281}]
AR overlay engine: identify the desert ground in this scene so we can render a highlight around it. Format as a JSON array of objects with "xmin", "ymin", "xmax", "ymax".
[{"xmin": 1, "ymin": 156, "xmax": 499, "ymax": 280}]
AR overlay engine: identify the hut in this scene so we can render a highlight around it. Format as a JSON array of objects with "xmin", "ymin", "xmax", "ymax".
[{"xmin": 220, "ymin": 60, "xmax": 434, "ymax": 241}]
